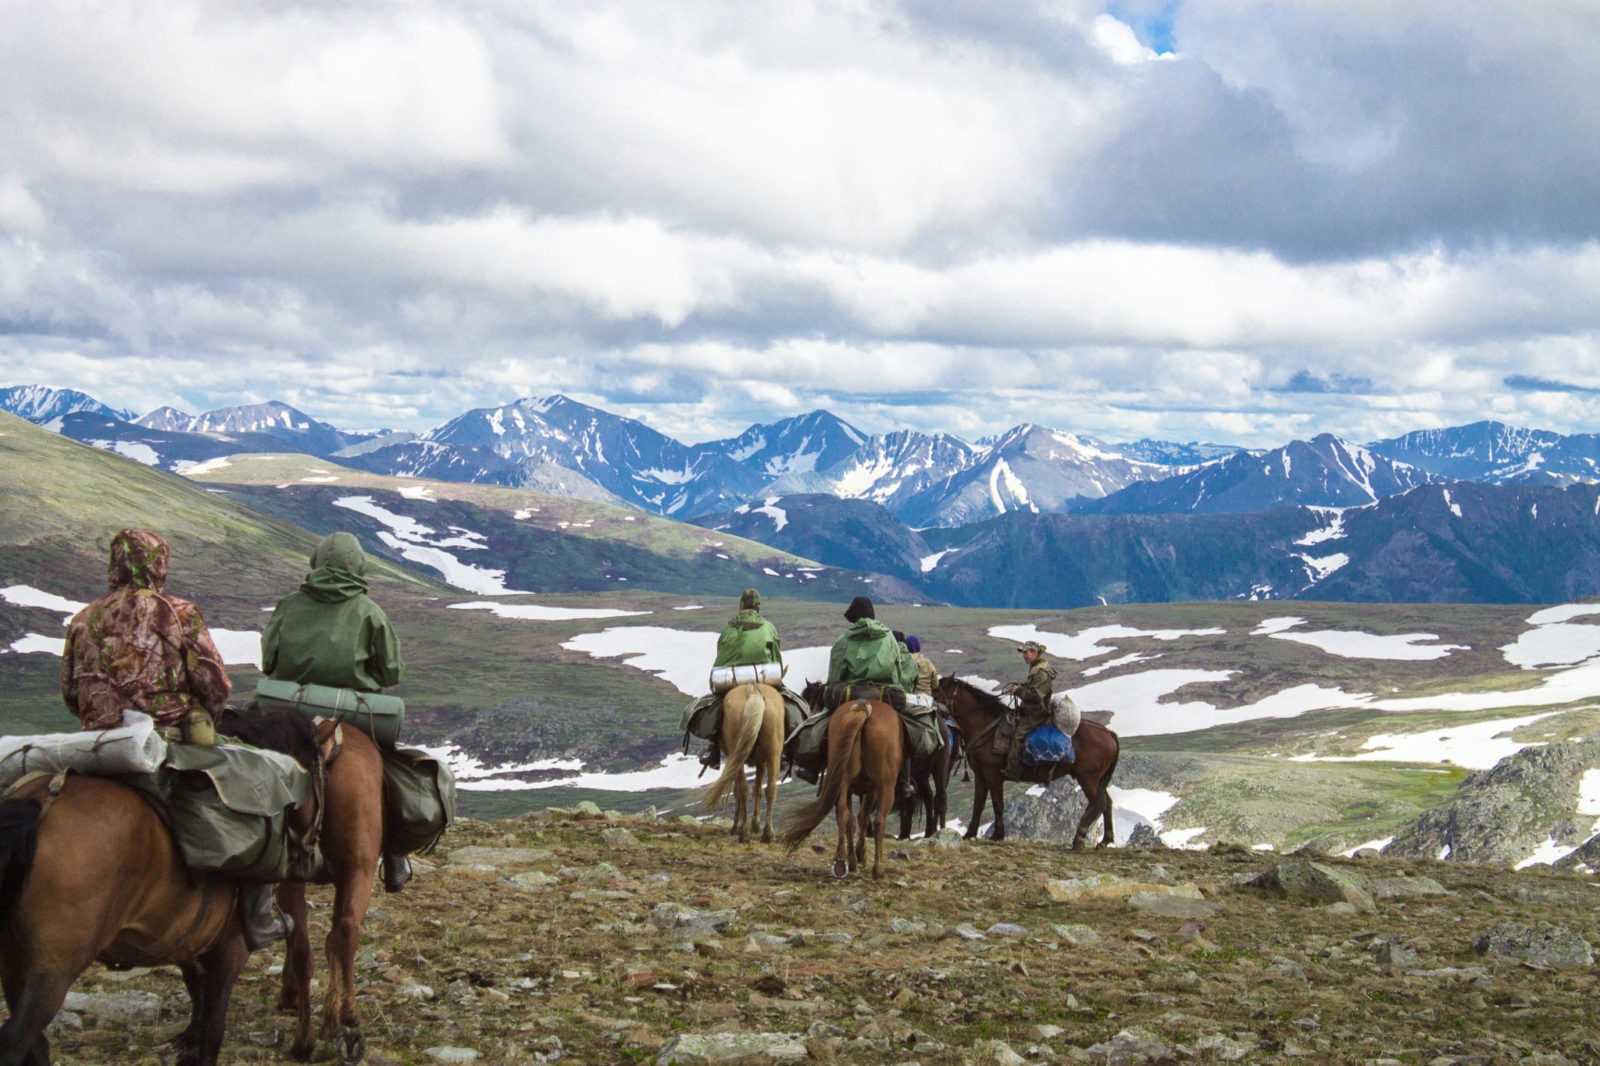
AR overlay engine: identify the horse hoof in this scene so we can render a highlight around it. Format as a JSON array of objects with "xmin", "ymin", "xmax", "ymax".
[
  {"xmin": 830, "ymin": 860, "xmax": 849, "ymax": 879},
  {"xmin": 339, "ymin": 1027, "xmax": 366, "ymax": 1065}
]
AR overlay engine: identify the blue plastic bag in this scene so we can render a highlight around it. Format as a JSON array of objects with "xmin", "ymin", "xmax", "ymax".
[{"xmin": 1022, "ymin": 722, "xmax": 1075, "ymax": 765}]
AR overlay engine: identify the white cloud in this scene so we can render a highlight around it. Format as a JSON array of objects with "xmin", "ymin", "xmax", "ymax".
[{"xmin": 1, "ymin": 0, "xmax": 1599, "ymax": 446}]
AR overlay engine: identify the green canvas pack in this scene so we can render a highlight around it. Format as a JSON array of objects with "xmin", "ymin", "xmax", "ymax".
[
  {"xmin": 118, "ymin": 741, "xmax": 311, "ymax": 881},
  {"xmin": 253, "ymin": 678, "xmax": 406, "ymax": 748},
  {"xmin": 382, "ymin": 745, "xmax": 456, "ymax": 855}
]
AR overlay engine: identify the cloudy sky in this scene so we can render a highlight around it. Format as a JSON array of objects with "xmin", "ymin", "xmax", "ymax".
[{"xmin": 2, "ymin": 0, "xmax": 1598, "ymax": 448}]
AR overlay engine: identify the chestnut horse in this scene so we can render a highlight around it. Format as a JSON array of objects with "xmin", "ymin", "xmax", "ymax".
[
  {"xmin": 262, "ymin": 716, "xmax": 386, "ymax": 1065},
  {"xmin": 934, "ymin": 676, "xmax": 1119, "ymax": 849},
  {"xmin": 779, "ymin": 683, "xmax": 905, "ymax": 879},
  {"xmin": 701, "ymin": 683, "xmax": 785, "ymax": 843},
  {"xmin": 0, "ymin": 775, "xmax": 252, "ymax": 1066}
]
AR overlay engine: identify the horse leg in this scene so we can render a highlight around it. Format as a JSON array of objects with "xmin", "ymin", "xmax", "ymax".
[
  {"xmin": 321, "ymin": 864, "xmax": 376, "ymax": 1064},
  {"xmin": 831, "ymin": 786, "xmax": 852, "ymax": 878},
  {"xmin": 1071, "ymin": 778, "xmax": 1102, "ymax": 851},
  {"xmin": 1099, "ymin": 788, "xmax": 1115, "ymax": 847},
  {"xmin": 275, "ymin": 882, "xmax": 316, "ymax": 1060},
  {"xmin": 177, "ymin": 936, "xmax": 248, "ymax": 1066},
  {"xmin": 0, "ymin": 955, "xmax": 65, "ymax": 1066},
  {"xmin": 872, "ymin": 777, "xmax": 894, "ymax": 880},
  {"xmin": 989, "ymin": 775, "xmax": 1007, "ymax": 841},
  {"xmin": 760, "ymin": 753, "xmax": 777, "ymax": 844},
  {"xmin": 963, "ymin": 766, "xmax": 989, "ymax": 840},
  {"xmin": 733, "ymin": 760, "xmax": 750, "ymax": 844}
]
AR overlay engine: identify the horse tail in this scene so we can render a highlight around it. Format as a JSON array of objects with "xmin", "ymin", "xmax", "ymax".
[
  {"xmin": 0, "ymin": 798, "xmax": 42, "ymax": 921},
  {"xmin": 779, "ymin": 703, "xmax": 869, "ymax": 851},
  {"xmin": 703, "ymin": 686, "xmax": 764, "ymax": 810}
]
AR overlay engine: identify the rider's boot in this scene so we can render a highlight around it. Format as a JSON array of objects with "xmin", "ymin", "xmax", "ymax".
[
  {"xmin": 382, "ymin": 852, "xmax": 414, "ymax": 893},
  {"xmin": 898, "ymin": 761, "xmax": 916, "ymax": 803},
  {"xmin": 239, "ymin": 883, "xmax": 292, "ymax": 951},
  {"xmin": 699, "ymin": 741, "xmax": 722, "ymax": 771}
]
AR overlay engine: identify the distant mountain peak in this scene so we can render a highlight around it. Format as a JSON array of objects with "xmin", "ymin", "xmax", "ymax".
[{"xmin": 0, "ymin": 385, "xmax": 134, "ymax": 425}]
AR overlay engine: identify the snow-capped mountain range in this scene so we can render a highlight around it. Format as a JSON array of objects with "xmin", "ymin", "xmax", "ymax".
[{"xmin": 7, "ymin": 383, "xmax": 1600, "ymax": 529}]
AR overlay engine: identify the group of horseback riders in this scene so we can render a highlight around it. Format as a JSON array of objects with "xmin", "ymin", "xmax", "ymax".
[
  {"xmin": 45, "ymin": 528, "xmax": 1063, "ymax": 941},
  {"xmin": 691, "ymin": 588, "xmax": 1064, "ymax": 793},
  {"xmin": 53, "ymin": 527, "xmax": 415, "ymax": 952}
]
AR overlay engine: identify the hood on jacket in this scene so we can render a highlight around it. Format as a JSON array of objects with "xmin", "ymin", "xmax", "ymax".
[
  {"xmin": 302, "ymin": 531, "xmax": 370, "ymax": 602},
  {"xmin": 108, "ymin": 528, "xmax": 169, "ymax": 592}
]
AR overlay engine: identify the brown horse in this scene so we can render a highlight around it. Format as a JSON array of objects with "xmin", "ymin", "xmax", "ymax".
[
  {"xmin": 779, "ymin": 684, "xmax": 905, "ymax": 879},
  {"xmin": 895, "ymin": 714, "xmax": 954, "ymax": 840},
  {"xmin": 934, "ymin": 675, "xmax": 1119, "ymax": 849},
  {"xmin": 0, "ymin": 776, "xmax": 248, "ymax": 1066},
  {"xmin": 701, "ymin": 683, "xmax": 785, "ymax": 843},
  {"xmin": 0, "ymin": 711, "xmax": 332, "ymax": 1066},
  {"xmin": 261, "ymin": 717, "xmax": 386, "ymax": 1064}
]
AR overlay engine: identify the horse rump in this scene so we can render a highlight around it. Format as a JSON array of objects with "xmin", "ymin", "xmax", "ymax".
[{"xmin": 0, "ymin": 797, "xmax": 41, "ymax": 918}]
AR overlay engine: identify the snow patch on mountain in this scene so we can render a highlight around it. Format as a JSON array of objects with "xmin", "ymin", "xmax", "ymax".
[
  {"xmin": 754, "ymin": 499, "xmax": 788, "ymax": 532},
  {"xmin": 333, "ymin": 495, "xmax": 530, "ymax": 595}
]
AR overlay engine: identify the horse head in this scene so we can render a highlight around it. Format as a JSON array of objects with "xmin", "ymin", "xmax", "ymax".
[
  {"xmin": 800, "ymin": 679, "xmax": 826, "ymax": 712},
  {"xmin": 936, "ymin": 674, "xmax": 1007, "ymax": 718}
]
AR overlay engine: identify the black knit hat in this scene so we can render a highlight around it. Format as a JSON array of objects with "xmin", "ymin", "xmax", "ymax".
[{"xmin": 843, "ymin": 595, "xmax": 875, "ymax": 622}]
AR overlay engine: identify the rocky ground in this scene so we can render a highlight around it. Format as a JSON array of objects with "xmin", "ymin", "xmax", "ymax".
[{"xmin": 38, "ymin": 807, "xmax": 1600, "ymax": 1066}]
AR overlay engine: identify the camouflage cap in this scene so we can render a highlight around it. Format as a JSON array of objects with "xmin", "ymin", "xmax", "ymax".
[{"xmin": 1018, "ymin": 640, "xmax": 1046, "ymax": 654}]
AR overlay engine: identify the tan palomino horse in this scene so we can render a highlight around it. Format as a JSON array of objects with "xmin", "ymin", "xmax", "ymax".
[
  {"xmin": 779, "ymin": 690, "xmax": 905, "ymax": 880},
  {"xmin": 701, "ymin": 682, "xmax": 785, "ymax": 843}
]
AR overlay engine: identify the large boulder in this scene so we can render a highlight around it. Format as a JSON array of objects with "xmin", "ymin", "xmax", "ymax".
[{"xmin": 1383, "ymin": 740, "xmax": 1600, "ymax": 865}]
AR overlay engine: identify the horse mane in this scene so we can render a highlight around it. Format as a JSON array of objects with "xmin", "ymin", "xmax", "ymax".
[
  {"xmin": 942, "ymin": 675, "xmax": 1009, "ymax": 717},
  {"xmin": 217, "ymin": 704, "xmax": 321, "ymax": 771}
]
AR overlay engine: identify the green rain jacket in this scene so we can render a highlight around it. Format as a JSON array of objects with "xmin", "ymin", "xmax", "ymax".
[
  {"xmin": 826, "ymin": 618, "xmax": 917, "ymax": 690},
  {"xmin": 261, "ymin": 532, "xmax": 404, "ymax": 693},
  {"xmin": 712, "ymin": 609, "xmax": 782, "ymax": 668}
]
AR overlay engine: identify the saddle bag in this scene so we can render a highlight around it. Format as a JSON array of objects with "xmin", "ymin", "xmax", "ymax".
[
  {"xmin": 1023, "ymin": 722, "xmax": 1076, "ymax": 766},
  {"xmin": 253, "ymin": 679, "xmax": 405, "ymax": 748},
  {"xmin": 897, "ymin": 694, "xmax": 942, "ymax": 758},
  {"xmin": 382, "ymin": 745, "xmax": 456, "ymax": 855},
  {"xmin": 1050, "ymin": 692, "xmax": 1082, "ymax": 736},
  {"xmin": 679, "ymin": 692, "xmax": 722, "ymax": 743},
  {"xmin": 154, "ymin": 741, "xmax": 311, "ymax": 881}
]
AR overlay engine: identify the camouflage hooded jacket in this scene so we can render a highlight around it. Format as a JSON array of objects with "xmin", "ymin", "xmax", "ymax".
[
  {"xmin": 262, "ymin": 531, "xmax": 403, "ymax": 693},
  {"xmin": 60, "ymin": 528, "xmax": 232, "ymax": 730}
]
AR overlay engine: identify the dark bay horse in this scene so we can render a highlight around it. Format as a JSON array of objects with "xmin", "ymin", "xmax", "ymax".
[
  {"xmin": 934, "ymin": 676, "xmax": 1119, "ymax": 849},
  {"xmin": 895, "ymin": 715, "xmax": 954, "ymax": 840},
  {"xmin": 779, "ymin": 683, "xmax": 905, "ymax": 879},
  {"xmin": 702, "ymin": 683, "xmax": 785, "ymax": 844}
]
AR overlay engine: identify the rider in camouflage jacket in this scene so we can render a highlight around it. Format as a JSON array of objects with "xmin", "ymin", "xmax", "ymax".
[
  {"xmin": 60, "ymin": 528, "xmax": 231, "ymax": 733},
  {"xmin": 1003, "ymin": 640, "xmax": 1057, "ymax": 780}
]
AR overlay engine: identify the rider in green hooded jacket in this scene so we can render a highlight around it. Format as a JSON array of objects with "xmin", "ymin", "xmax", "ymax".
[
  {"xmin": 700, "ymin": 588, "xmax": 783, "ymax": 770},
  {"xmin": 262, "ymin": 532, "xmax": 411, "ymax": 890}
]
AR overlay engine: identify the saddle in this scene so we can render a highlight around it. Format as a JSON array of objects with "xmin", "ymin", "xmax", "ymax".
[{"xmin": 821, "ymin": 682, "xmax": 906, "ymax": 712}]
